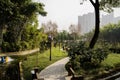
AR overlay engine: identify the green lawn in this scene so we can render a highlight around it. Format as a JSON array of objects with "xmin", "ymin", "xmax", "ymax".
[
  {"xmin": 85, "ymin": 53, "xmax": 120, "ymax": 79},
  {"xmin": 101, "ymin": 53, "xmax": 120, "ymax": 69},
  {"xmin": 22, "ymin": 47, "xmax": 67, "ymax": 80}
]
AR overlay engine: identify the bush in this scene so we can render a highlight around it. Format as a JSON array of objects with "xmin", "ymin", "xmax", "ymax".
[
  {"xmin": 0, "ymin": 61, "xmax": 21, "ymax": 80},
  {"xmin": 1, "ymin": 42, "xmax": 10, "ymax": 52},
  {"xmin": 20, "ymin": 41, "xmax": 29, "ymax": 50},
  {"xmin": 67, "ymin": 41, "xmax": 109, "ymax": 70},
  {"xmin": 65, "ymin": 61, "xmax": 72, "ymax": 75},
  {"xmin": 5, "ymin": 61, "xmax": 20, "ymax": 80},
  {"xmin": 39, "ymin": 40, "xmax": 48, "ymax": 53},
  {"xmin": 2, "ymin": 42, "xmax": 21, "ymax": 52}
]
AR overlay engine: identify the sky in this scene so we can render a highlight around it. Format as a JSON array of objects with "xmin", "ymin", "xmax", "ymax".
[{"xmin": 34, "ymin": 0, "xmax": 120, "ymax": 31}]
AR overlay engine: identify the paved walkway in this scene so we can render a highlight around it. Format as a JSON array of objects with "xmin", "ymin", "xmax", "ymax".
[
  {"xmin": 38, "ymin": 57, "xmax": 69, "ymax": 80},
  {"xmin": 0, "ymin": 48, "xmax": 39, "ymax": 57}
]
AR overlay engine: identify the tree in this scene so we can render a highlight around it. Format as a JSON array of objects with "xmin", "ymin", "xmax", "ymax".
[
  {"xmin": 0, "ymin": 0, "xmax": 47, "ymax": 50},
  {"xmin": 100, "ymin": 22, "xmax": 120, "ymax": 43},
  {"xmin": 0, "ymin": 0, "xmax": 13, "ymax": 47},
  {"xmin": 80, "ymin": 0, "xmax": 120, "ymax": 48},
  {"xmin": 69, "ymin": 24, "xmax": 79, "ymax": 40},
  {"xmin": 42, "ymin": 21, "xmax": 58, "ymax": 37}
]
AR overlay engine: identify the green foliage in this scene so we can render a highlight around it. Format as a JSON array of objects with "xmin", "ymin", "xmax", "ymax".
[
  {"xmin": 0, "ymin": 0, "xmax": 47, "ymax": 52},
  {"xmin": 2, "ymin": 42, "xmax": 21, "ymax": 52},
  {"xmin": 67, "ymin": 41, "xmax": 109, "ymax": 70},
  {"xmin": 0, "ymin": 61, "xmax": 20, "ymax": 80},
  {"xmin": 2, "ymin": 20, "xmax": 48, "ymax": 52},
  {"xmin": 2, "ymin": 27, "xmax": 48, "ymax": 52},
  {"xmin": 39, "ymin": 40, "xmax": 48, "ymax": 53},
  {"xmin": 5, "ymin": 61, "xmax": 20, "ymax": 80},
  {"xmin": 100, "ymin": 22, "xmax": 120, "ymax": 42},
  {"xmin": 66, "ymin": 48, "xmax": 120, "ymax": 78},
  {"xmin": 83, "ymin": 22, "xmax": 120, "ymax": 51},
  {"xmin": 39, "ymin": 34, "xmax": 48, "ymax": 52},
  {"xmin": 20, "ymin": 41, "xmax": 29, "ymax": 50},
  {"xmin": 100, "ymin": 0, "xmax": 120, "ymax": 12},
  {"xmin": 1, "ymin": 42, "xmax": 10, "ymax": 52},
  {"xmin": 100, "ymin": 22, "xmax": 120, "ymax": 53},
  {"xmin": 55, "ymin": 30, "xmax": 80, "ymax": 47}
]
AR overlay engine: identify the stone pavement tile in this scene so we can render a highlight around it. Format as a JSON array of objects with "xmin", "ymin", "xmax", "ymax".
[{"xmin": 39, "ymin": 57, "xmax": 69, "ymax": 80}]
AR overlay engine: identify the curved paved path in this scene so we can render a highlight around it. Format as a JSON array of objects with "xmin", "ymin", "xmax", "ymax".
[
  {"xmin": 0, "ymin": 48, "xmax": 39, "ymax": 56},
  {"xmin": 38, "ymin": 57, "xmax": 69, "ymax": 80}
]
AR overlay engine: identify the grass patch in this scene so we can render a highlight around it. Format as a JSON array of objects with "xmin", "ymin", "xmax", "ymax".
[
  {"xmin": 73, "ymin": 53, "xmax": 120, "ymax": 79},
  {"xmin": 22, "ymin": 47, "xmax": 67, "ymax": 80},
  {"xmin": 101, "ymin": 53, "xmax": 120, "ymax": 69},
  {"xmin": 91, "ymin": 53, "xmax": 120, "ymax": 79}
]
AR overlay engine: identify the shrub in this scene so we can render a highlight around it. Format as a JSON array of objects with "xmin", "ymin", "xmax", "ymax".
[
  {"xmin": 1, "ymin": 42, "xmax": 10, "ymax": 52},
  {"xmin": 39, "ymin": 40, "xmax": 48, "ymax": 53},
  {"xmin": 5, "ymin": 61, "xmax": 20, "ymax": 80},
  {"xmin": 20, "ymin": 41, "xmax": 29, "ymax": 50},
  {"xmin": 67, "ymin": 41, "xmax": 109, "ymax": 70},
  {"xmin": 1, "ymin": 42, "xmax": 21, "ymax": 52},
  {"xmin": 0, "ymin": 61, "xmax": 21, "ymax": 80},
  {"xmin": 65, "ymin": 61, "xmax": 72, "ymax": 75}
]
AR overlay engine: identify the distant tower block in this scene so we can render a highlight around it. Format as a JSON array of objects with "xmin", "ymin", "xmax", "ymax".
[{"xmin": 78, "ymin": 11, "xmax": 120, "ymax": 35}]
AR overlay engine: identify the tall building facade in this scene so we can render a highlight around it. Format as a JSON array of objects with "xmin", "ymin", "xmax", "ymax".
[{"xmin": 78, "ymin": 12, "xmax": 120, "ymax": 35}]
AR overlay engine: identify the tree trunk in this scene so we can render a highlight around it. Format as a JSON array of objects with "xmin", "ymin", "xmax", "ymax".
[
  {"xmin": 0, "ymin": 25, "xmax": 3, "ymax": 47},
  {"xmin": 89, "ymin": 0, "xmax": 100, "ymax": 49}
]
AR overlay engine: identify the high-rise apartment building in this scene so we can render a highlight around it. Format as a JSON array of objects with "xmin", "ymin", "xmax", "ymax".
[{"xmin": 78, "ymin": 12, "xmax": 120, "ymax": 35}]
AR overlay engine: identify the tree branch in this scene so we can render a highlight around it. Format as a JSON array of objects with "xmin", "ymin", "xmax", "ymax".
[{"xmin": 90, "ymin": 0, "xmax": 95, "ymax": 6}]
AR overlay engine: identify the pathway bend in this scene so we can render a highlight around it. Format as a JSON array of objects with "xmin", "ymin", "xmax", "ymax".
[{"xmin": 39, "ymin": 57, "xmax": 69, "ymax": 80}]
